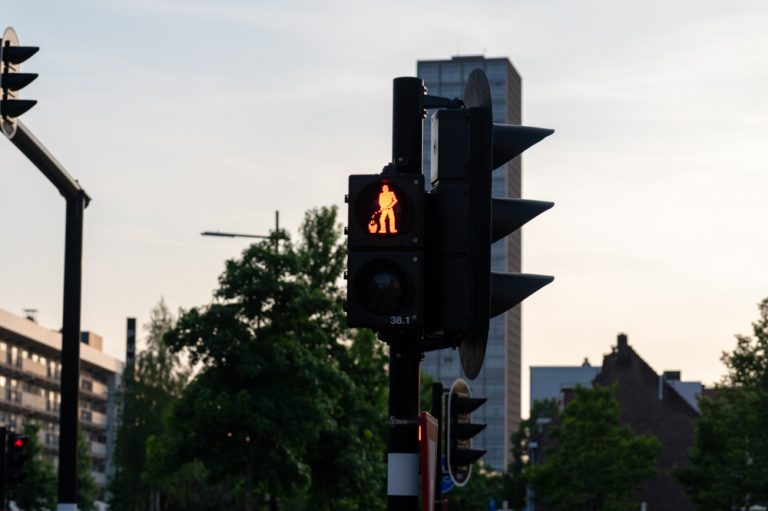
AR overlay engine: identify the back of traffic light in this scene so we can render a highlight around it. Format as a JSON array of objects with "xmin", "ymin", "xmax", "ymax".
[
  {"xmin": 427, "ymin": 69, "xmax": 554, "ymax": 378},
  {"xmin": 0, "ymin": 27, "xmax": 38, "ymax": 138},
  {"xmin": 446, "ymin": 379, "xmax": 486, "ymax": 487}
]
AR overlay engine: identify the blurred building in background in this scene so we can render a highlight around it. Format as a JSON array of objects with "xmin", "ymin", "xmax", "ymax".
[
  {"xmin": 530, "ymin": 359, "xmax": 601, "ymax": 411},
  {"xmin": 0, "ymin": 307, "xmax": 122, "ymax": 494}
]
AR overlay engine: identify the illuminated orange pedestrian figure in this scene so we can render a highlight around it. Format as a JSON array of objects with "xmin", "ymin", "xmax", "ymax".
[{"xmin": 378, "ymin": 185, "xmax": 398, "ymax": 234}]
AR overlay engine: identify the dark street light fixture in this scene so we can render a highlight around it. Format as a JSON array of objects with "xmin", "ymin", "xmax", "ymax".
[
  {"xmin": 200, "ymin": 210, "xmax": 280, "ymax": 240},
  {"xmin": 200, "ymin": 231, "xmax": 268, "ymax": 239}
]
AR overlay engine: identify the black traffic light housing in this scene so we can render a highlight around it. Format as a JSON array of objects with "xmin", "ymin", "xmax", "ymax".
[
  {"xmin": 446, "ymin": 378, "xmax": 486, "ymax": 487},
  {"xmin": 347, "ymin": 172, "xmax": 425, "ymax": 329},
  {"xmin": 428, "ymin": 69, "xmax": 554, "ymax": 378},
  {"xmin": 1, "ymin": 26, "xmax": 38, "ymax": 138}
]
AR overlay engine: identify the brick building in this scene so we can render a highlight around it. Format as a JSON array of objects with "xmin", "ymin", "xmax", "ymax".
[{"xmin": 530, "ymin": 334, "xmax": 700, "ymax": 510}]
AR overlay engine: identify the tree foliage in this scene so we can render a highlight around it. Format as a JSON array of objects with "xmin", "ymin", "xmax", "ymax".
[
  {"xmin": 77, "ymin": 429, "xmax": 99, "ymax": 511},
  {"xmin": 9, "ymin": 423, "xmax": 56, "ymax": 511},
  {"xmin": 526, "ymin": 385, "xmax": 661, "ymax": 511},
  {"xmin": 109, "ymin": 299, "xmax": 189, "ymax": 510},
  {"xmin": 8, "ymin": 425, "xmax": 97, "ymax": 511},
  {"xmin": 443, "ymin": 463, "xmax": 504, "ymax": 511},
  {"xmin": 161, "ymin": 206, "xmax": 387, "ymax": 510},
  {"xmin": 676, "ymin": 298, "xmax": 768, "ymax": 510},
  {"xmin": 503, "ymin": 398, "xmax": 559, "ymax": 510}
]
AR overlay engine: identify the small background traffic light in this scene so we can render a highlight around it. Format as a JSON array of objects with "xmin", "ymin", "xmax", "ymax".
[
  {"xmin": 6, "ymin": 431, "xmax": 29, "ymax": 489},
  {"xmin": 346, "ymin": 173, "xmax": 425, "ymax": 329},
  {"xmin": 446, "ymin": 378, "xmax": 486, "ymax": 487},
  {"xmin": 1, "ymin": 26, "xmax": 38, "ymax": 138}
]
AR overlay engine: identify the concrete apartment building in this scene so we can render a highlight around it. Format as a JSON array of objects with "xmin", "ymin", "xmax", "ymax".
[
  {"xmin": 0, "ymin": 307, "xmax": 122, "ymax": 492},
  {"xmin": 419, "ymin": 55, "xmax": 526, "ymax": 470}
]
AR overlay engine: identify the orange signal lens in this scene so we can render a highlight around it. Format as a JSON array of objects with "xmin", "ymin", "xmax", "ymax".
[{"xmin": 370, "ymin": 184, "xmax": 399, "ymax": 235}]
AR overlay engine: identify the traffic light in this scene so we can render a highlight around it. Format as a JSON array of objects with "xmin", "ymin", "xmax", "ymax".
[
  {"xmin": 346, "ymin": 172, "xmax": 425, "ymax": 329},
  {"xmin": 446, "ymin": 378, "xmax": 485, "ymax": 487},
  {"xmin": 6, "ymin": 431, "xmax": 29, "ymax": 489},
  {"xmin": 0, "ymin": 27, "xmax": 38, "ymax": 137},
  {"xmin": 428, "ymin": 68, "xmax": 553, "ymax": 378}
]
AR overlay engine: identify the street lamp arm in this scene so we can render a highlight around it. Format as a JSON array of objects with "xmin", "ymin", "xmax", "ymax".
[{"xmin": 201, "ymin": 231, "xmax": 269, "ymax": 239}]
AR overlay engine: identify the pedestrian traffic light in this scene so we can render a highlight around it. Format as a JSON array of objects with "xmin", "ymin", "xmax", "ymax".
[
  {"xmin": 446, "ymin": 379, "xmax": 485, "ymax": 487},
  {"xmin": 428, "ymin": 69, "xmax": 553, "ymax": 378},
  {"xmin": 346, "ymin": 172, "xmax": 425, "ymax": 329},
  {"xmin": 1, "ymin": 27, "xmax": 38, "ymax": 137},
  {"xmin": 6, "ymin": 431, "xmax": 29, "ymax": 489}
]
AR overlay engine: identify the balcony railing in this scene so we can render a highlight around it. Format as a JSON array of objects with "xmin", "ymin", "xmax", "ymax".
[
  {"xmin": 0, "ymin": 388, "xmax": 21, "ymax": 405},
  {"xmin": 80, "ymin": 378, "xmax": 108, "ymax": 399},
  {"xmin": 21, "ymin": 358, "xmax": 47, "ymax": 379},
  {"xmin": 21, "ymin": 390, "xmax": 46, "ymax": 412},
  {"xmin": 80, "ymin": 409, "xmax": 107, "ymax": 427}
]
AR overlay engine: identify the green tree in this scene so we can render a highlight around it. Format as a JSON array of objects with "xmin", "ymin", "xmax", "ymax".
[
  {"xmin": 675, "ymin": 298, "xmax": 768, "ymax": 509},
  {"xmin": 444, "ymin": 464, "xmax": 504, "ymax": 511},
  {"xmin": 77, "ymin": 429, "xmax": 99, "ymax": 511},
  {"xmin": 526, "ymin": 385, "xmax": 661, "ymax": 511},
  {"xmin": 162, "ymin": 206, "xmax": 387, "ymax": 511},
  {"xmin": 9, "ymin": 423, "xmax": 56, "ymax": 511},
  {"xmin": 109, "ymin": 299, "xmax": 189, "ymax": 510},
  {"xmin": 302, "ymin": 327, "xmax": 388, "ymax": 511},
  {"xmin": 503, "ymin": 398, "xmax": 559, "ymax": 510}
]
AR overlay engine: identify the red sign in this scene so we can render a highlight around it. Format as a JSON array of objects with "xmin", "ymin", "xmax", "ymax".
[{"xmin": 420, "ymin": 412, "xmax": 438, "ymax": 511}]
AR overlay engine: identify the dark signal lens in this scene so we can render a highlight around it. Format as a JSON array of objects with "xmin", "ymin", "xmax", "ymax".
[{"xmin": 356, "ymin": 259, "xmax": 408, "ymax": 314}]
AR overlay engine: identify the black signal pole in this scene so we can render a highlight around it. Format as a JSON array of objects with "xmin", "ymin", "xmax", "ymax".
[
  {"xmin": 431, "ymin": 382, "xmax": 444, "ymax": 511},
  {"xmin": 385, "ymin": 77, "xmax": 425, "ymax": 511},
  {"xmin": 6, "ymin": 120, "xmax": 90, "ymax": 511}
]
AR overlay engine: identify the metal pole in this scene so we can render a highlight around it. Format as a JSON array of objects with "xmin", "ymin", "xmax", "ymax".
[
  {"xmin": 432, "ymin": 382, "xmax": 444, "ymax": 511},
  {"xmin": 200, "ymin": 231, "xmax": 268, "ymax": 239},
  {"xmin": 391, "ymin": 77, "xmax": 425, "ymax": 173},
  {"xmin": 274, "ymin": 210, "xmax": 280, "ymax": 253},
  {"xmin": 5, "ymin": 95, "xmax": 89, "ymax": 511},
  {"xmin": 7, "ymin": 120, "xmax": 88, "ymax": 511},
  {"xmin": 57, "ymin": 196, "xmax": 85, "ymax": 510},
  {"xmin": 387, "ymin": 336, "xmax": 421, "ymax": 511},
  {"xmin": 126, "ymin": 318, "xmax": 136, "ymax": 366},
  {"xmin": 386, "ymin": 77, "xmax": 427, "ymax": 510},
  {"xmin": 10, "ymin": 121, "xmax": 90, "ymax": 204}
]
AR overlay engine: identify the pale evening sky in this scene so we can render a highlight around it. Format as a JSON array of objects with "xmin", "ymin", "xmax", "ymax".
[{"xmin": 2, "ymin": 0, "xmax": 768, "ymax": 415}]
